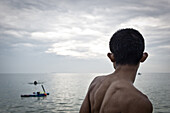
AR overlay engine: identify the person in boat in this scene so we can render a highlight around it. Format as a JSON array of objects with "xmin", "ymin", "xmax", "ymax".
[
  {"xmin": 34, "ymin": 81, "xmax": 37, "ymax": 85},
  {"xmin": 80, "ymin": 28, "xmax": 153, "ymax": 113}
]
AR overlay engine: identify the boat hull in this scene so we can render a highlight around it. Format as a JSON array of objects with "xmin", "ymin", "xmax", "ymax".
[{"xmin": 21, "ymin": 93, "xmax": 49, "ymax": 97}]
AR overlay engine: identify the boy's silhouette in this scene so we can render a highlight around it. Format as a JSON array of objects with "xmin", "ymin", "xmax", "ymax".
[{"xmin": 80, "ymin": 28, "xmax": 153, "ymax": 113}]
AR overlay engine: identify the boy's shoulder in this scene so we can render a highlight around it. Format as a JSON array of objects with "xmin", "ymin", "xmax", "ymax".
[
  {"xmin": 108, "ymin": 80, "xmax": 153, "ymax": 113},
  {"xmin": 88, "ymin": 75, "xmax": 108, "ymax": 92},
  {"xmin": 93, "ymin": 75, "xmax": 106, "ymax": 83},
  {"xmin": 89, "ymin": 75, "xmax": 105, "ymax": 86}
]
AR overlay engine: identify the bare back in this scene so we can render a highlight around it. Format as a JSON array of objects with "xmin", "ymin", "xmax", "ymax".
[{"xmin": 80, "ymin": 74, "xmax": 153, "ymax": 113}]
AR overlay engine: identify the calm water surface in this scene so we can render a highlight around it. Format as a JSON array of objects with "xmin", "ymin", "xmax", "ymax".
[{"xmin": 0, "ymin": 73, "xmax": 169, "ymax": 113}]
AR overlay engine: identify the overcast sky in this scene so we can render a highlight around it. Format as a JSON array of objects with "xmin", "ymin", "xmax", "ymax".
[{"xmin": 0, "ymin": 0, "xmax": 170, "ymax": 73}]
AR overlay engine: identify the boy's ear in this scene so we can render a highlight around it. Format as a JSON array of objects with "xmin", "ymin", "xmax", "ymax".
[
  {"xmin": 107, "ymin": 53, "xmax": 115, "ymax": 62},
  {"xmin": 140, "ymin": 52, "xmax": 148, "ymax": 63}
]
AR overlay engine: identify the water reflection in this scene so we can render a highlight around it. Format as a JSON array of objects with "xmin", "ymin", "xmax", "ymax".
[
  {"xmin": 21, "ymin": 96, "xmax": 47, "ymax": 100},
  {"xmin": 0, "ymin": 73, "xmax": 170, "ymax": 112}
]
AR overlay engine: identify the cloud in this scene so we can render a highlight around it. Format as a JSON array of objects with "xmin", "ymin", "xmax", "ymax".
[
  {"xmin": 46, "ymin": 38, "xmax": 108, "ymax": 59},
  {"xmin": 0, "ymin": 0, "xmax": 170, "ymax": 72},
  {"xmin": 1, "ymin": 0, "xmax": 170, "ymax": 52},
  {"xmin": 12, "ymin": 43, "xmax": 36, "ymax": 47}
]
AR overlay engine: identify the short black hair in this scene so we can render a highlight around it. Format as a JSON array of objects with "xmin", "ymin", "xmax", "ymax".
[{"xmin": 109, "ymin": 28, "xmax": 145, "ymax": 65}]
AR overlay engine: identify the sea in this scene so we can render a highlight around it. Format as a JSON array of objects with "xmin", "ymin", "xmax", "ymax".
[{"xmin": 0, "ymin": 73, "xmax": 169, "ymax": 113}]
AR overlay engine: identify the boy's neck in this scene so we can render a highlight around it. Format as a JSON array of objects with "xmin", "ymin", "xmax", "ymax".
[{"xmin": 113, "ymin": 64, "xmax": 139, "ymax": 83}]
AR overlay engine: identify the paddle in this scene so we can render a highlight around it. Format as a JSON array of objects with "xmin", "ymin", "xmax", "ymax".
[{"xmin": 41, "ymin": 85, "xmax": 46, "ymax": 93}]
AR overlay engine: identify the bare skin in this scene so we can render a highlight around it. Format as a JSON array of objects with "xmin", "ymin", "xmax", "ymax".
[{"xmin": 80, "ymin": 53, "xmax": 153, "ymax": 113}]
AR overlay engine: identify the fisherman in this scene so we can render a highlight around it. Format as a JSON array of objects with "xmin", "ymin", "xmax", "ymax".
[{"xmin": 34, "ymin": 81, "xmax": 37, "ymax": 85}]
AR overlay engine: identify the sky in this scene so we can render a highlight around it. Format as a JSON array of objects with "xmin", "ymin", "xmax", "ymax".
[{"xmin": 0, "ymin": 0, "xmax": 170, "ymax": 73}]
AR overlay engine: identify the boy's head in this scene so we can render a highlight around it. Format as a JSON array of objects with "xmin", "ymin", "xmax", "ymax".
[{"xmin": 108, "ymin": 28, "xmax": 147, "ymax": 66}]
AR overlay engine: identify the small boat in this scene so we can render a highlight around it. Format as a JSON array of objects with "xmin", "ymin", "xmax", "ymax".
[
  {"xmin": 21, "ymin": 85, "xmax": 49, "ymax": 97},
  {"xmin": 28, "ymin": 81, "xmax": 44, "ymax": 85},
  {"xmin": 21, "ymin": 92, "xmax": 49, "ymax": 97}
]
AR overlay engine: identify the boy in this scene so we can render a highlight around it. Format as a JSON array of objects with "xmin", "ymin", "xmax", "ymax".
[{"xmin": 80, "ymin": 28, "xmax": 153, "ymax": 113}]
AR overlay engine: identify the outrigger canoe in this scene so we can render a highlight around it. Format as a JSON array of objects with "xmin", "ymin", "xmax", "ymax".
[
  {"xmin": 21, "ymin": 85, "xmax": 49, "ymax": 97},
  {"xmin": 21, "ymin": 92, "xmax": 49, "ymax": 97}
]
